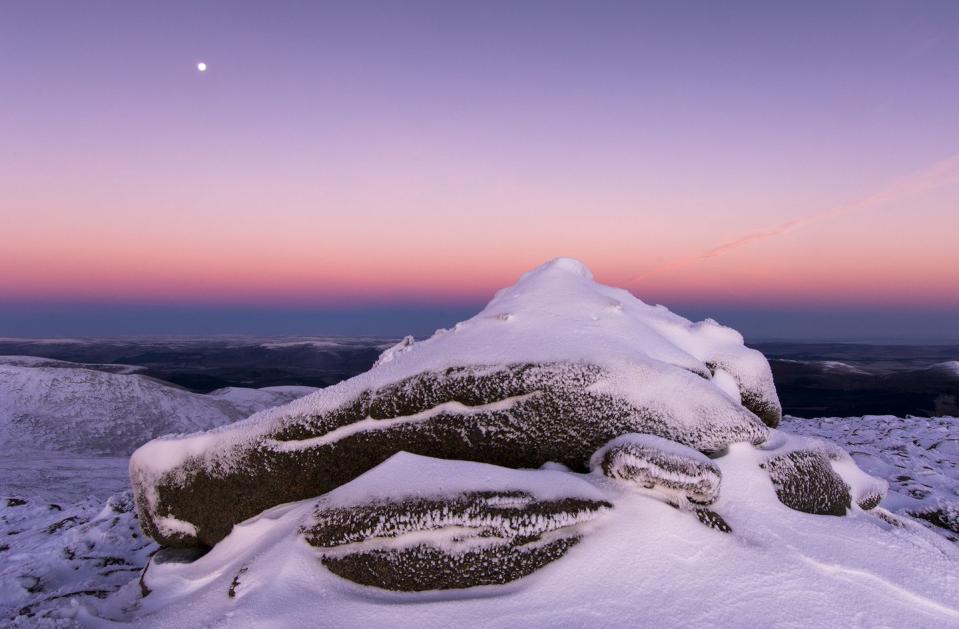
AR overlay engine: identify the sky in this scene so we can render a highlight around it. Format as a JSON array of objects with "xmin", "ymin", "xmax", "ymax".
[{"xmin": 1, "ymin": 1, "xmax": 958, "ymax": 340}]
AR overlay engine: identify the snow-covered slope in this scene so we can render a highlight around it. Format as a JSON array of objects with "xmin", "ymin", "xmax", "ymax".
[
  {"xmin": 4, "ymin": 258, "xmax": 956, "ymax": 626},
  {"xmin": 6, "ymin": 416, "xmax": 959, "ymax": 626},
  {"xmin": 0, "ymin": 354, "xmax": 143, "ymax": 374},
  {"xmin": 108, "ymin": 449, "xmax": 959, "ymax": 627},
  {"xmin": 934, "ymin": 361, "xmax": 959, "ymax": 378},
  {"xmin": 275, "ymin": 256, "xmax": 780, "ymax": 427},
  {"xmin": 0, "ymin": 360, "xmax": 317, "ymax": 456},
  {"xmin": 207, "ymin": 386, "xmax": 319, "ymax": 418}
]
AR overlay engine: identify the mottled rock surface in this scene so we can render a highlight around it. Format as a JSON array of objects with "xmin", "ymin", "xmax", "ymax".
[
  {"xmin": 131, "ymin": 258, "xmax": 783, "ymax": 548},
  {"xmin": 762, "ymin": 450, "xmax": 852, "ymax": 516},
  {"xmin": 591, "ymin": 433, "xmax": 723, "ymax": 506},
  {"xmin": 304, "ymin": 490, "xmax": 611, "ymax": 590},
  {"xmin": 135, "ymin": 362, "xmax": 768, "ymax": 548}
]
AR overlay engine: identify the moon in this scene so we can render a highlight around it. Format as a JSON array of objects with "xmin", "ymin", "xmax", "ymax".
[{"xmin": 197, "ymin": 62, "xmax": 207, "ymax": 72}]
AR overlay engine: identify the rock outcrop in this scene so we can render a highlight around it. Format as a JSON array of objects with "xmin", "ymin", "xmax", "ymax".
[
  {"xmin": 591, "ymin": 433, "xmax": 732, "ymax": 532},
  {"xmin": 126, "ymin": 257, "xmax": 889, "ymax": 594},
  {"xmin": 133, "ymin": 361, "xmax": 770, "ymax": 548},
  {"xmin": 131, "ymin": 258, "xmax": 780, "ymax": 549}
]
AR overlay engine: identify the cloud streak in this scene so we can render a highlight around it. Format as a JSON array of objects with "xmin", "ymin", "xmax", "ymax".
[{"xmin": 629, "ymin": 153, "xmax": 959, "ymax": 284}]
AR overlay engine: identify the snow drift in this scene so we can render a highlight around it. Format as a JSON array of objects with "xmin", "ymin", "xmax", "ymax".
[
  {"xmin": 7, "ymin": 414, "xmax": 958, "ymax": 626},
  {"xmin": 120, "ymin": 446, "xmax": 959, "ymax": 628}
]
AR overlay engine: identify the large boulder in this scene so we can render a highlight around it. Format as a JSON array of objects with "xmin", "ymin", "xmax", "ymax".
[
  {"xmin": 137, "ymin": 454, "xmax": 613, "ymax": 594},
  {"xmin": 130, "ymin": 258, "xmax": 781, "ymax": 548}
]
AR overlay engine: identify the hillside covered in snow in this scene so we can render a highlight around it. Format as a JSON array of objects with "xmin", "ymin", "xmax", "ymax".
[
  {"xmin": 0, "ymin": 357, "xmax": 316, "ymax": 456},
  {"xmin": 1, "ymin": 259, "xmax": 957, "ymax": 627}
]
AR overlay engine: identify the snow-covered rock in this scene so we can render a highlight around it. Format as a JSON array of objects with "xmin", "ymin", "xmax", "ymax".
[
  {"xmin": 130, "ymin": 258, "xmax": 781, "ymax": 547},
  {"xmin": 757, "ymin": 429, "xmax": 889, "ymax": 516},
  {"xmin": 590, "ymin": 433, "xmax": 723, "ymax": 506},
  {"xmin": 762, "ymin": 450, "xmax": 853, "ymax": 516},
  {"xmin": 300, "ymin": 454, "xmax": 609, "ymax": 591},
  {"xmin": 590, "ymin": 433, "xmax": 731, "ymax": 532},
  {"xmin": 110, "ymin": 445, "xmax": 959, "ymax": 628}
]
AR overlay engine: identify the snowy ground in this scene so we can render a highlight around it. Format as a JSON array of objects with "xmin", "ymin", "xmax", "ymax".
[
  {"xmin": 782, "ymin": 415, "xmax": 959, "ymax": 542},
  {"xmin": 1, "ymin": 415, "xmax": 957, "ymax": 626},
  {"xmin": 0, "ymin": 357, "xmax": 319, "ymax": 625}
]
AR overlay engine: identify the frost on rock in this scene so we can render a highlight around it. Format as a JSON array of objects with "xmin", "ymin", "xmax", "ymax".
[
  {"xmin": 131, "ymin": 258, "xmax": 780, "ymax": 549},
  {"xmin": 761, "ymin": 450, "xmax": 852, "ymax": 516},
  {"xmin": 591, "ymin": 434, "xmax": 722, "ymax": 506},
  {"xmin": 759, "ymin": 432, "xmax": 888, "ymax": 516},
  {"xmin": 591, "ymin": 433, "xmax": 730, "ymax": 533},
  {"xmin": 304, "ymin": 490, "xmax": 611, "ymax": 591},
  {"xmin": 133, "ymin": 361, "xmax": 767, "ymax": 548}
]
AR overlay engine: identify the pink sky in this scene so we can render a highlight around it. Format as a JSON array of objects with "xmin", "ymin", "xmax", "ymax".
[
  {"xmin": 1, "ymin": 2, "xmax": 957, "ymax": 323},
  {"xmin": 3, "ymin": 154, "xmax": 956, "ymax": 309}
]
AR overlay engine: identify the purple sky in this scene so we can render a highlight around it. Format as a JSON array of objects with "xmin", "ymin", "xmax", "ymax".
[{"xmin": 1, "ymin": 1, "xmax": 958, "ymax": 339}]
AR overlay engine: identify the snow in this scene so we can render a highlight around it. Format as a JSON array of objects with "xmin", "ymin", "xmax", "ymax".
[
  {"xmin": 303, "ymin": 453, "xmax": 611, "ymax": 569},
  {"xmin": 0, "ymin": 355, "xmax": 143, "ymax": 374},
  {"xmin": 1, "ymin": 491, "xmax": 156, "ymax": 623},
  {"xmin": 100, "ymin": 440, "xmax": 959, "ymax": 627},
  {"xmin": 373, "ymin": 335, "xmax": 415, "ymax": 366},
  {"xmin": 207, "ymin": 386, "xmax": 318, "ymax": 418},
  {"xmin": 0, "ymin": 363, "xmax": 237, "ymax": 456},
  {"xmin": 820, "ymin": 360, "xmax": 870, "ymax": 374},
  {"xmin": 782, "ymin": 415, "xmax": 959, "ymax": 539},
  {"xmin": 592, "ymin": 433, "xmax": 716, "ymax": 465},
  {"xmin": 259, "ymin": 338, "xmax": 396, "ymax": 351},
  {"xmin": 1, "ymin": 258, "xmax": 956, "ymax": 625},
  {"xmin": 0, "ymin": 360, "xmax": 313, "ymax": 623},
  {"xmin": 933, "ymin": 361, "xmax": 959, "ymax": 377},
  {"xmin": 2, "ymin": 396, "xmax": 958, "ymax": 624},
  {"xmin": 590, "ymin": 433, "xmax": 722, "ymax": 506},
  {"xmin": 0, "ymin": 360, "xmax": 317, "ymax": 456},
  {"xmin": 709, "ymin": 368, "xmax": 742, "ymax": 403},
  {"xmin": 153, "ymin": 516, "xmax": 197, "ymax": 538},
  {"xmin": 130, "ymin": 258, "xmax": 779, "ymax": 481},
  {"xmin": 317, "ymin": 452, "xmax": 606, "ymax": 508}
]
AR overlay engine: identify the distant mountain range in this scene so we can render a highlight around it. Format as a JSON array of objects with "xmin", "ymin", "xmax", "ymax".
[
  {"xmin": 756, "ymin": 342, "xmax": 959, "ymax": 417},
  {"xmin": 0, "ymin": 337, "xmax": 955, "ymax": 418}
]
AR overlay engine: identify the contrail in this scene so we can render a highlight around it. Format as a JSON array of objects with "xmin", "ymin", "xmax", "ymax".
[{"xmin": 628, "ymin": 153, "xmax": 959, "ymax": 284}]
